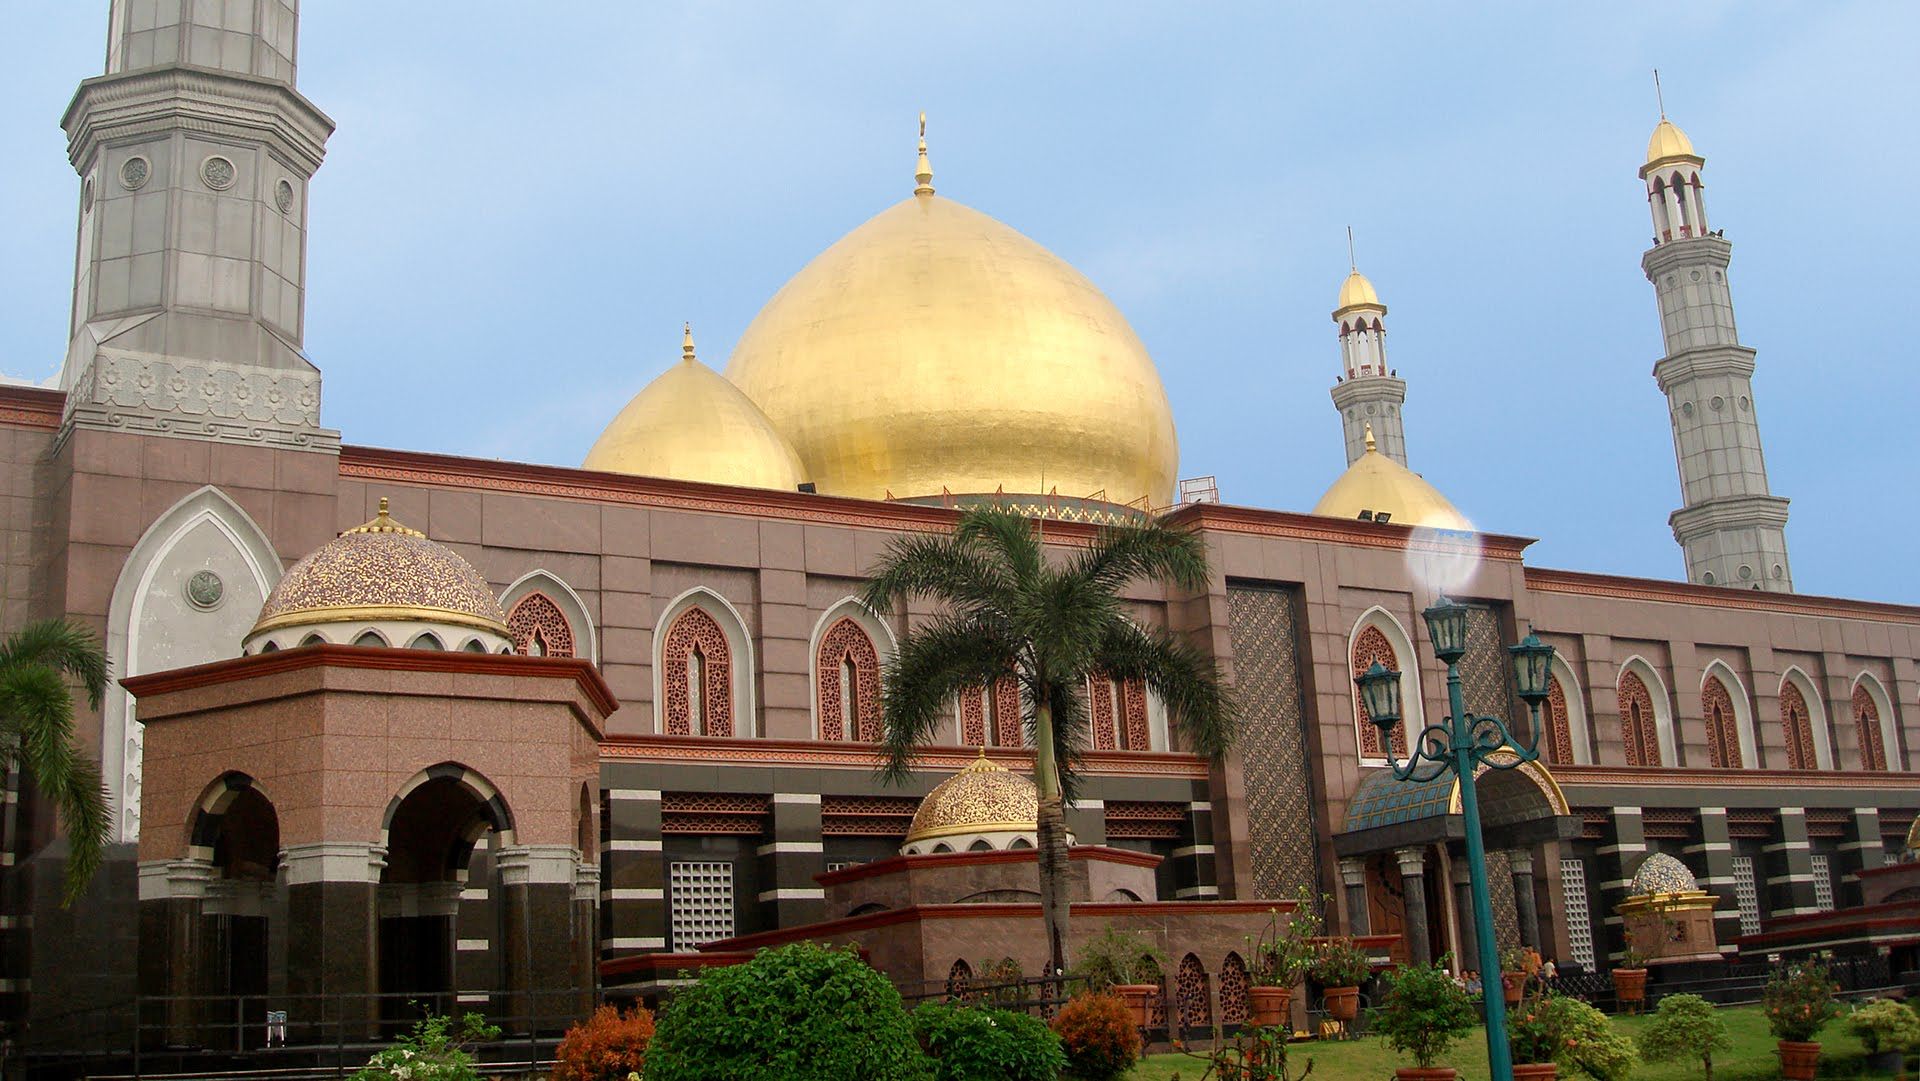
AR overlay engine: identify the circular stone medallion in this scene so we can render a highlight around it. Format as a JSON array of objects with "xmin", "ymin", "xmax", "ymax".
[
  {"xmin": 201, "ymin": 156, "xmax": 236, "ymax": 191},
  {"xmin": 276, "ymin": 178, "xmax": 294, "ymax": 214},
  {"xmin": 121, "ymin": 156, "xmax": 150, "ymax": 191},
  {"xmin": 186, "ymin": 569, "xmax": 225, "ymax": 610}
]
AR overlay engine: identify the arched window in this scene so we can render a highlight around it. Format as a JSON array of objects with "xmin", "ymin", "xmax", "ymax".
[
  {"xmin": 353, "ymin": 630, "xmax": 388, "ymax": 648},
  {"xmin": 1781, "ymin": 679, "xmax": 1817, "ymax": 770},
  {"xmin": 1619, "ymin": 670, "xmax": 1661, "ymax": 767},
  {"xmin": 1218, "ymin": 952, "xmax": 1250, "ymax": 1025},
  {"xmin": 1542, "ymin": 674, "xmax": 1573, "ymax": 764},
  {"xmin": 961, "ymin": 677, "xmax": 1023, "ymax": 748},
  {"xmin": 507, "ymin": 592, "xmax": 575, "ymax": 658},
  {"xmin": 1353, "ymin": 625, "xmax": 1408, "ymax": 758},
  {"xmin": 662, "ymin": 607, "xmax": 733, "ymax": 737},
  {"xmin": 1088, "ymin": 673, "xmax": 1151, "ymax": 751},
  {"xmin": 1854, "ymin": 683, "xmax": 1887, "ymax": 771},
  {"xmin": 1702, "ymin": 675, "xmax": 1743, "ymax": 768},
  {"xmin": 817, "ymin": 617, "xmax": 882, "ymax": 741},
  {"xmin": 1176, "ymin": 953, "xmax": 1213, "ymax": 1032}
]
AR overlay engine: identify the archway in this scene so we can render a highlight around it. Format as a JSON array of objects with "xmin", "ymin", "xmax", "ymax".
[{"xmin": 188, "ymin": 773, "xmax": 281, "ymax": 1049}]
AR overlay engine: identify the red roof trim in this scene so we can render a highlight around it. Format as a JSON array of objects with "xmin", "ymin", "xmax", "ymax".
[
  {"xmin": 0, "ymin": 385, "xmax": 64, "ymax": 430},
  {"xmin": 1526, "ymin": 566, "xmax": 1920, "ymax": 624}
]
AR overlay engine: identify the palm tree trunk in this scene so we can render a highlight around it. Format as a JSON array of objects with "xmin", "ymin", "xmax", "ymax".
[{"xmin": 1033, "ymin": 699, "xmax": 1071, "ymax": 978}]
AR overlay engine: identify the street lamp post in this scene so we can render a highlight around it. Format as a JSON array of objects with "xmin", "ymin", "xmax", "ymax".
[{"xmin": 1354, "ymin": 597, "xmax": 1555, "ymax": 1081}]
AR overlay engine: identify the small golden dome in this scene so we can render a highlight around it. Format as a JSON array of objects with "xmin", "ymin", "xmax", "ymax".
[
  {"xmin": 583, "ymin": 327, "xmax": 808, "ymax": 491},
  {"xmin": 1335, "ymin": 269, "xmax": 1384, "ymax": 315},
  {"xmin": 1644, "ymin": 118, "xmax": 1700, "ymax": 168},
  {"xmin": 1312, "ymin": 432, "xmax": 1473, "ymax": 531},
  {"xmin": 904, "ymin": 754, "xmax": 1040, "ymax": 845},
  {"xmin": 250, "ymin": 499, "xmax": 509, "ymax": 637},
  {"xmin": 726, "ymin": 187, "xmax": 1179, "ymax": 508}
]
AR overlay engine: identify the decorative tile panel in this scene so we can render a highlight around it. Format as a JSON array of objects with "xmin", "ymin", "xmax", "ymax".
[{"xmin": 1226, "ymin": 586, "xmax": 1319, "ymax": 900}]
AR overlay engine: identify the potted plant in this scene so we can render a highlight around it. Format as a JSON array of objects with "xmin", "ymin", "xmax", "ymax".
[
  {"xmin": 1499, "ymin": 946, "xmax": 1541, "ymax": 1007},
  {"xmin": 1371, "ymin": 960, "xmax": 1478, "ymax": 1080},
  {"xmin": 1307, "ymin": 937, "xmax": 1372, "ymax": 1024},
  {"xmin": 1762, "ymin": 959, "xmax": 1839, "ymax": 1081},
  {"xmin": 1509, "ymin": 989, "xmax": 1634, "ymax": 1081},
  {"xmin": 1846, "ymin": 997, "xmax": 1920, "ymax": 1074},
  {"xmin": 1609, "ymin": 931, "xmax": 1648, "ymax": 1014},
  {"xmin": 1636, "ymin": 992, "xmax": 1731, "ymax": 1081},
  {"xmin": 1070, "ymin": 925, "xmax": 1168, "ymax": 1029},
  {"xmin": 1246, "ymin": 891, "xmax": 1322, "ymax": 1028}
]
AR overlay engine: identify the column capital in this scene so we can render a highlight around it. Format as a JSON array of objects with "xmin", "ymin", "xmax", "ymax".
[
  {"xmin": 138, "ymin": 857, "xmax": 214, "ymax": 900},
  {"xmin": 1338, "ymin": 856, "xmax": 1368, "ymax": 886},
  {"xmin": 281, "ymin": 841, "xmax": 386, "ymax": 885},
  {"xmin": 495, "ymin": 843, "xmax": 581, "ymax": 887},
  {"xmin": 573, "ymin": 862, "xmax": 601, "ymax": 904},
  {"xmin": 1508, "ymin": 850, "xmax": 1535, "ymax": 876},
  {"xmin": 1395, "ymin": 847, "xmax": 1427, "ymax": 877}
]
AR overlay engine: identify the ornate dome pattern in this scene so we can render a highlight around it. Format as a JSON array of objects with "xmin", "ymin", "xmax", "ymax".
[
  {"xmin": 904, "ymin": 754, "xmax": 1040, "ymax": 844},
  {"xmin": 251, "ymin": 499, "xmax": 508, "ymax": 637},
  {"xmin": 1630, "ymin": 852, "xmax": 1699, "ymax": 896}
]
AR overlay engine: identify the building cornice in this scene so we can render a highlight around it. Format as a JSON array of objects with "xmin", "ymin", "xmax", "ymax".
[
  {"xmin": 1641, "ymin": 235, "xmax": 1732, "ymax": 280},
  {"xmin": 63, "ymin": 65, "xmax": 334, "ymax": 174},
  {"xmin": 1553, "ymin": 763, "xmax": 1920, "ymax": 791},
  {"xmin": 1524, "ymin": 567, "xmax": 1920, "ymax": 625},
  {"xmin": 1162, "ymin": 500, "xmax": 1533, "ymax": 563},
  {"xmin": 0, "ymin": 386, "xmax": 65, "ymax": 430}
]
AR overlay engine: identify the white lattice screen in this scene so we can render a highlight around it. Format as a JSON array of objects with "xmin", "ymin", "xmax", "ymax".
[
  {"xmin": 1731, "ymin": 855, "xmax": 1761, "ymax": 935},
  {"xmin": 1810, "ymin": 854, "xmax": 1835, "ymax": 912},
  {"xmin": 1560, "ymin": 857, "xmax": 1595, "ymax": 970},
  {"xmin": 669, "ymin": 860, "xmax": 735, "ymax": 951}
]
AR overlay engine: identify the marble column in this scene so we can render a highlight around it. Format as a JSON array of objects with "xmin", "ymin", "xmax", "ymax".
[
  {"xmin": 1450, "ymin": 855, "xmax": 1479, "ymax": 977},
  {"xmin": 496, "ymin": 844, "xmax": 582, "ymax": 1033},
  {"xmin": 1396, "ymin": 847, "xmax": 1431, "ymax": 966},
  {"xmin": 137, "ymin": 858, "xmax": 213, "ymax": 1046},
  {"xmin": 572, "ymin": 863, "xmax": 600, "ymax": 1018},
  {"xmin": 1509, "ymin": 850, "xmax": 1540, "ymax": 952},
  {"xmin": 281, "ymin": 842, "xmax": 385, "ymax": 1042},
  {"xmin": 1338, "ymin": 857, "xmax": 1370, "ymax": 936}
]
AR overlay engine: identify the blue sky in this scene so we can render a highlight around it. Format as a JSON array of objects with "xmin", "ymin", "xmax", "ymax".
[{"xmin": 3, "ymin": 4, "xmax": 1915, "ymax": 602}]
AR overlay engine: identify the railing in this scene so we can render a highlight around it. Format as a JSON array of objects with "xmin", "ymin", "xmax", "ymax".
[
  {"xmin": 6, "ymin": 988, "xmax": 597, "ymax": 1081},
  {"xmin": 900, "ymin": 974, "xmax": 1378, "ymax": 1045}
]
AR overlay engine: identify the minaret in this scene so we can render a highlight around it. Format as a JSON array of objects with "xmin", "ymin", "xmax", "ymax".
[
  {"xmin": 1329, "ymin": 247, "xmax": 1407, "ymax": 466},
  {"xmin": 1639, "ymin": 109, "xmax": 1792, "ymax": 590},
  {"xmin": 58, "ymin": 0, "xmax": 338, "ymax": 450}
]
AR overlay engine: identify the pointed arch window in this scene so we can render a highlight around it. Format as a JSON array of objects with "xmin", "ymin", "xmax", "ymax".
[
  {"xmin": 1701, "ymin": 675, "xmax": 1743, "ymax": 768},
  {"xmin": 507, "ymin": 592, "xmax": 575, "ymax": 658},
  {"xmin": 1089, "ymin": 672, "xmax": 1151, "ymax": 751},
  {"xmin": 1854, "ymin": 684, "xmax": 1888, "ymax": 771},
  {"xmin": 1619, "ymin": 671, "xmax": 1661, "ymax": 767},
  {"xmin": 817, "ymin": 617, "xmax": 882, "ymax": 741},
  {"xmin": 1541, "ymin": 675, "xmax": 1573, "ymax": 765},
  {"xmin": 663, "ymin": 607, "xmax": 733, "ymax": 737},
  {"xmin": 960, "ymin": 677, "xmax": 1023, "ymax": 748},
  {"xmin": 1353, "ymin": 625, "xmax": 1407, "ymax": 758},
  {"xmin": 1780, "ymin": 680, "xmax": 1817, "ymax": 770}
]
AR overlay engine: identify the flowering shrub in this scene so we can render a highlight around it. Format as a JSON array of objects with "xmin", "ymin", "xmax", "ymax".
[
  {"xmin": 348, "ymin": 1012, "xmax": 500, "ymax": 1081},
  {"xmin": 1509, "ymin": 991, "xmax": 1633, "ymax": 1081},
  {"xmin": 1763, "ymin": 959, "xmax": 1840, "ymax": 1042},
  {"xmin": 1071, "ymin": 927, "xmax": 1167, "ymax": 991},
  {"xmin": 1305, "ymin": 937, "xmax": 1371, "ymax": 987},
  {"xmin": 1848, "ymin": 998, "xmax": 1920, "ymax": 1055},
  {"xmin": 912, "ymin": 1002, "xmax": 1065, "ymax": 1081},
  {"xmin": 553, "ymin": 1004, "xmax": 655, "ymax": 1081},
  {"xmin": 1050, "ymin": 992, "xmax": 1140, "ymax": 1081},
  {"xmin": 1370, "ymin": 960, "xmax": 1477, "ymax": 1069}
]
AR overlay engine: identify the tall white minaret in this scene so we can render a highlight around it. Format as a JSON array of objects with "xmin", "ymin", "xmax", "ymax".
[
  {"xmin": 1639, "ymin": 106, "xmax": 1792, "ymax": 591},
  {"xmin": 1328, "ymin": 246, "xmax": 1407, "ymax": 466},
  {"xmin": 59, "ymin": 0, "xmax": 338, "ymax": 451}
]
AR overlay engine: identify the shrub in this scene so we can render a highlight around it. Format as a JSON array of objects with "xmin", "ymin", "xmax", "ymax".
[
  {"xmin": 979, "ymin": 956, "xmax": 1029, "ymax": 1005},
  {"xmin": 349, "ymin": 1012, "xmax": 500, "ymax": 1081},
  {"xmin": 1247, "ymin": 887, "xmax": 1323, "ymax": 988},
  {"xmin": 1511, "ymin": 992, "xmax": 1633, "ymax": 1081},
  {"xmin": 645, "ymin": 942, "xmax": 933, "ymax": 1081},
  {"xmin": 1071, "ymin": 927, "xmax": 1167, "ymax": 991},
  {"xmin": 912, "ymin": 1002, "xmax": 1065, "ymax": 1081},
  {"xmin": 1848, "ymin": 998, "xmax": 1920, "ymax": 1055},
  {"xmin": 1370, "ymin": 961, "xmax": 1477, "ymax": 1069},
  {"xmin": 1763, "ymin": 959, "xmax": 1840, "ymax": 1042},
  {"xmin": 1305, "ymin": 937, "xmax": 1371, "ymax": 987},
  {"xmin": 1637, "ymin": 993, "xmax": 1731, "ymax": 1080},
  {"xmin": 553, "ymin": 1004, "xmax": 655, "ymax": 1081},
  {"xmin": 1050, "ymin": 992, "xmax": 1141, "ymax": 1081}
]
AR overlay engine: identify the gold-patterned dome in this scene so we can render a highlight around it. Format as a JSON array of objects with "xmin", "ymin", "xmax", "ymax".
[
  {"xmin": 583, "ymin": 327, "xmax": 807, "ymax": 490},
  {"xmin": 1630, "ymin": 852, "xmax": 1699, "ymax": 896},
  {"xmin": 904, "ymin": 754, "xmax": 1040, "ymax": 845},
  {"xmin": 1643, "ymin": 118, "xmax": 1700, "ymax": 171},
  {"xmin": 1312, "ymin": 427, "xmax": 1472, "ymax": 531},
  {"xmin": 725, "ymin": 132, "xmax": 1178, "ymax": 508},
  {"xmin": 1335, "ymin": 269, "xmax": 1384, "ymax": 314},
  {"xmin": 250, "ymin": 499, "xmax": 509, "ymax": 637}
]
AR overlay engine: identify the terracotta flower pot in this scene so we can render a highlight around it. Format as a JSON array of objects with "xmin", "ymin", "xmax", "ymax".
[
  {"xmin": 1512, "ymin": 1064, "xmax": 1558, "ymax": 1079},
  {"xmin": 1501, "ymin": 970, "xmax": 1527, "ymax": 1006},
  {"xmin": 1394, "ymin": 1068, "xmax": 1459, "ymax": 1081},
  {"xmin": 1610, "ymin": 966, "xmax": 1648, "ymax": 1006},
  {"xmin": 1323, "ymin": 985, "xmax": 1360, "ymax": 1023},
  {"xmin": 1777, "ymin": 1039, "xmax": 1821, "ymax": 1081},
  {"xmin": 1248, "ymin": 985, "xmax": 1292, "ymax": 1027},
  {"xmin": 1114, "ymin": 983, "xmax": 1159, "ymax": 1028}
]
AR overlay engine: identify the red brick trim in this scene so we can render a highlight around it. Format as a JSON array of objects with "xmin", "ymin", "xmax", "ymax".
[
  {"xmin": 598, "ymin": 734, "xmax": 1211, "ymax": 778},
  {"xmin": 1526, "ymin": 567, "xmax": 1920, "ymax": 625},
  {"xmin": 0, "ymin": 386, "xmax": 64, "ymax": 430},
  {"xmin": 815, "ymin": 845, "xmax": 1164, "ymax": 887}
]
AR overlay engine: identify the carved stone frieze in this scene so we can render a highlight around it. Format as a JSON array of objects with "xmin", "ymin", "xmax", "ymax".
[{"xmin": 63, "ymin": 348, "xmax": 339, "ymax": 451}]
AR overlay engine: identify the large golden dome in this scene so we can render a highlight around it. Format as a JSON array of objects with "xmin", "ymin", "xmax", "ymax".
[
  {"xmin": 250, "ymin": 499, "xmax": 508, "ymax": 638},
  {"xmin": 725, "ymin": 149, "xmax": 1178, "ymax": 507},
  {"xmin": 583, "ymin": 328, "xmax": 807, "ymax": 491},
  {"xmin": 1312, "ymin": 428, "xmax": 1472, "ymax": 531},
  {"xmin": 904, "ymin": 754, "xmax": 1039, "ymax": 845}
]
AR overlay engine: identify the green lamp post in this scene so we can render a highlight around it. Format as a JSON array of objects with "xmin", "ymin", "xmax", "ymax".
[{"xmin": 1355, "ymin": 598, "xmax": 1556, "ymax": 1081}]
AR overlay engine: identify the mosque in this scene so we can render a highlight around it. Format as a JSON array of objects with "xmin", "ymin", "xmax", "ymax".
[{"xmin": 6, "ymin": 0, "xmax": 1920, "ymax": 1058}]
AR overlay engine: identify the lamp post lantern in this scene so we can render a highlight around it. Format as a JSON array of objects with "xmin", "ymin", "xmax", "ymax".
[{"xmin": 1354, "ymin": 602, "xmax": 1556, "ymax": 1081}]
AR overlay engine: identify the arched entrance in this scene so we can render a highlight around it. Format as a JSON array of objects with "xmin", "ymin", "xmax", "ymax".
[{"xmin": 181, "ymin": 773, "xmax": 282, "ymax": 1049}]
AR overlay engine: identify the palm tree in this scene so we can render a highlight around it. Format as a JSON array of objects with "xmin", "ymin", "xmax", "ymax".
[
  {"xmin": 0, "ymin": 620, "xmax": 111, "ymax": 904},
  {"xmin": 863, "ymin": 507, "xmax": 1235, "ymax": 976}
]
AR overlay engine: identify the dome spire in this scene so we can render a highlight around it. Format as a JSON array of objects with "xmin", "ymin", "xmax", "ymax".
[
  {"xmin": 1653, "ymin": 67, "xmax": 1666, "ymax": 120},
  {"xmin": 682, "ymin": 322, "xmax": 697, "ymax": 363},
  {"xmin": 914, "ymin": 112, "xmax": 934, "ymax": 196},
  {"xmin": 1364, "ymin": 422, "xmax": 1376, "ymax": 453},
  {"xmin": 1347, "ymin": 225, "xmax": 1357, "ymax": 272}
]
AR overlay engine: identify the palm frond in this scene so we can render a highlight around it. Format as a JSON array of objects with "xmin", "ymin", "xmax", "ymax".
[
  {"xmin": 1094, "ymin": 620, "xmax": 1237, "ymax": 759},
  {"xmin": 1068, "ymin": 519, "xmax": 1212, "ymax": 598},
  {"xmin": 0, "ymin": 619, "xmax": 110, "ymax": 709},
  {"xmin": 954, "ymin": 509, "xmax": 1043, "ymax": 588},
  {"xmin": 860, "ymin": 532, "xmax": 1013, "ymax": 619},
  {"xmin": 876, "ymin": 615, "xmax": 1019, "ymax": 786},
  {"xmin": 0, "ymin": 664, "xmax": 110, "ymax": 904}
]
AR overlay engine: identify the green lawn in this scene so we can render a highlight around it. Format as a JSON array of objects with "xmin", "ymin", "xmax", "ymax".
[{"xmin": 1126, "ymin": 1003, "xmax": 1890, "ymax": 1080}]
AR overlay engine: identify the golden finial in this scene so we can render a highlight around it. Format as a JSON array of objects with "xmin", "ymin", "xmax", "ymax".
[
  {"xmin": 1364, "ymin": 422, "xmax": 1377, "ymax": 452},
  {"xmin": 344, "ymin": 495, "xmax": 423, "ymax": 537},
  {"xmin": 377, "ymin": 496, "xmax": 390, "ymax": 518},
  {"xmin": 1347, "ymin": 226, "xmax": 1357, "ymax": 272},
  {"xmin": 914, "ymin": 111, "xmax": 934, "ymax": 196},
  {"xmin": 1653, "ymin": 68, "xmax": 1666, "ymax": 119},
  {"xmin": 682, "ymin": 322, "xmax": 696, "ymax": 362}
]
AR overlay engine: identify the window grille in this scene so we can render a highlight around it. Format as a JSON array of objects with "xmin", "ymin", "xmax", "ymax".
[
  {"xmin": 1559, "ymin": 858, "xmax": 1595, "ymax": 970},
  {"xmin": 669, "ymin": 861, "xmax": 735, "ymax": 951},
  {"xmin": 1731, "ymin": 855, "xmax": 1761, "ymax": 935},
  {"xmin": 1810, "ymin": 854, "xmax": 1835, "ymax": 912}
]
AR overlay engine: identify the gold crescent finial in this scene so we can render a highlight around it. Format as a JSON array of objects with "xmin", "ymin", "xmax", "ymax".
[
  {"xmin": 1364, "ymin": 422, "xmax": 1377, "ymax": 452},
  {"xmin": 915, "ymin": 111, "xmax": 935, "ymax": 196},
  {"xmin": 682, "ymin": 322, "xmax": 696, "ymax": 362}
]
